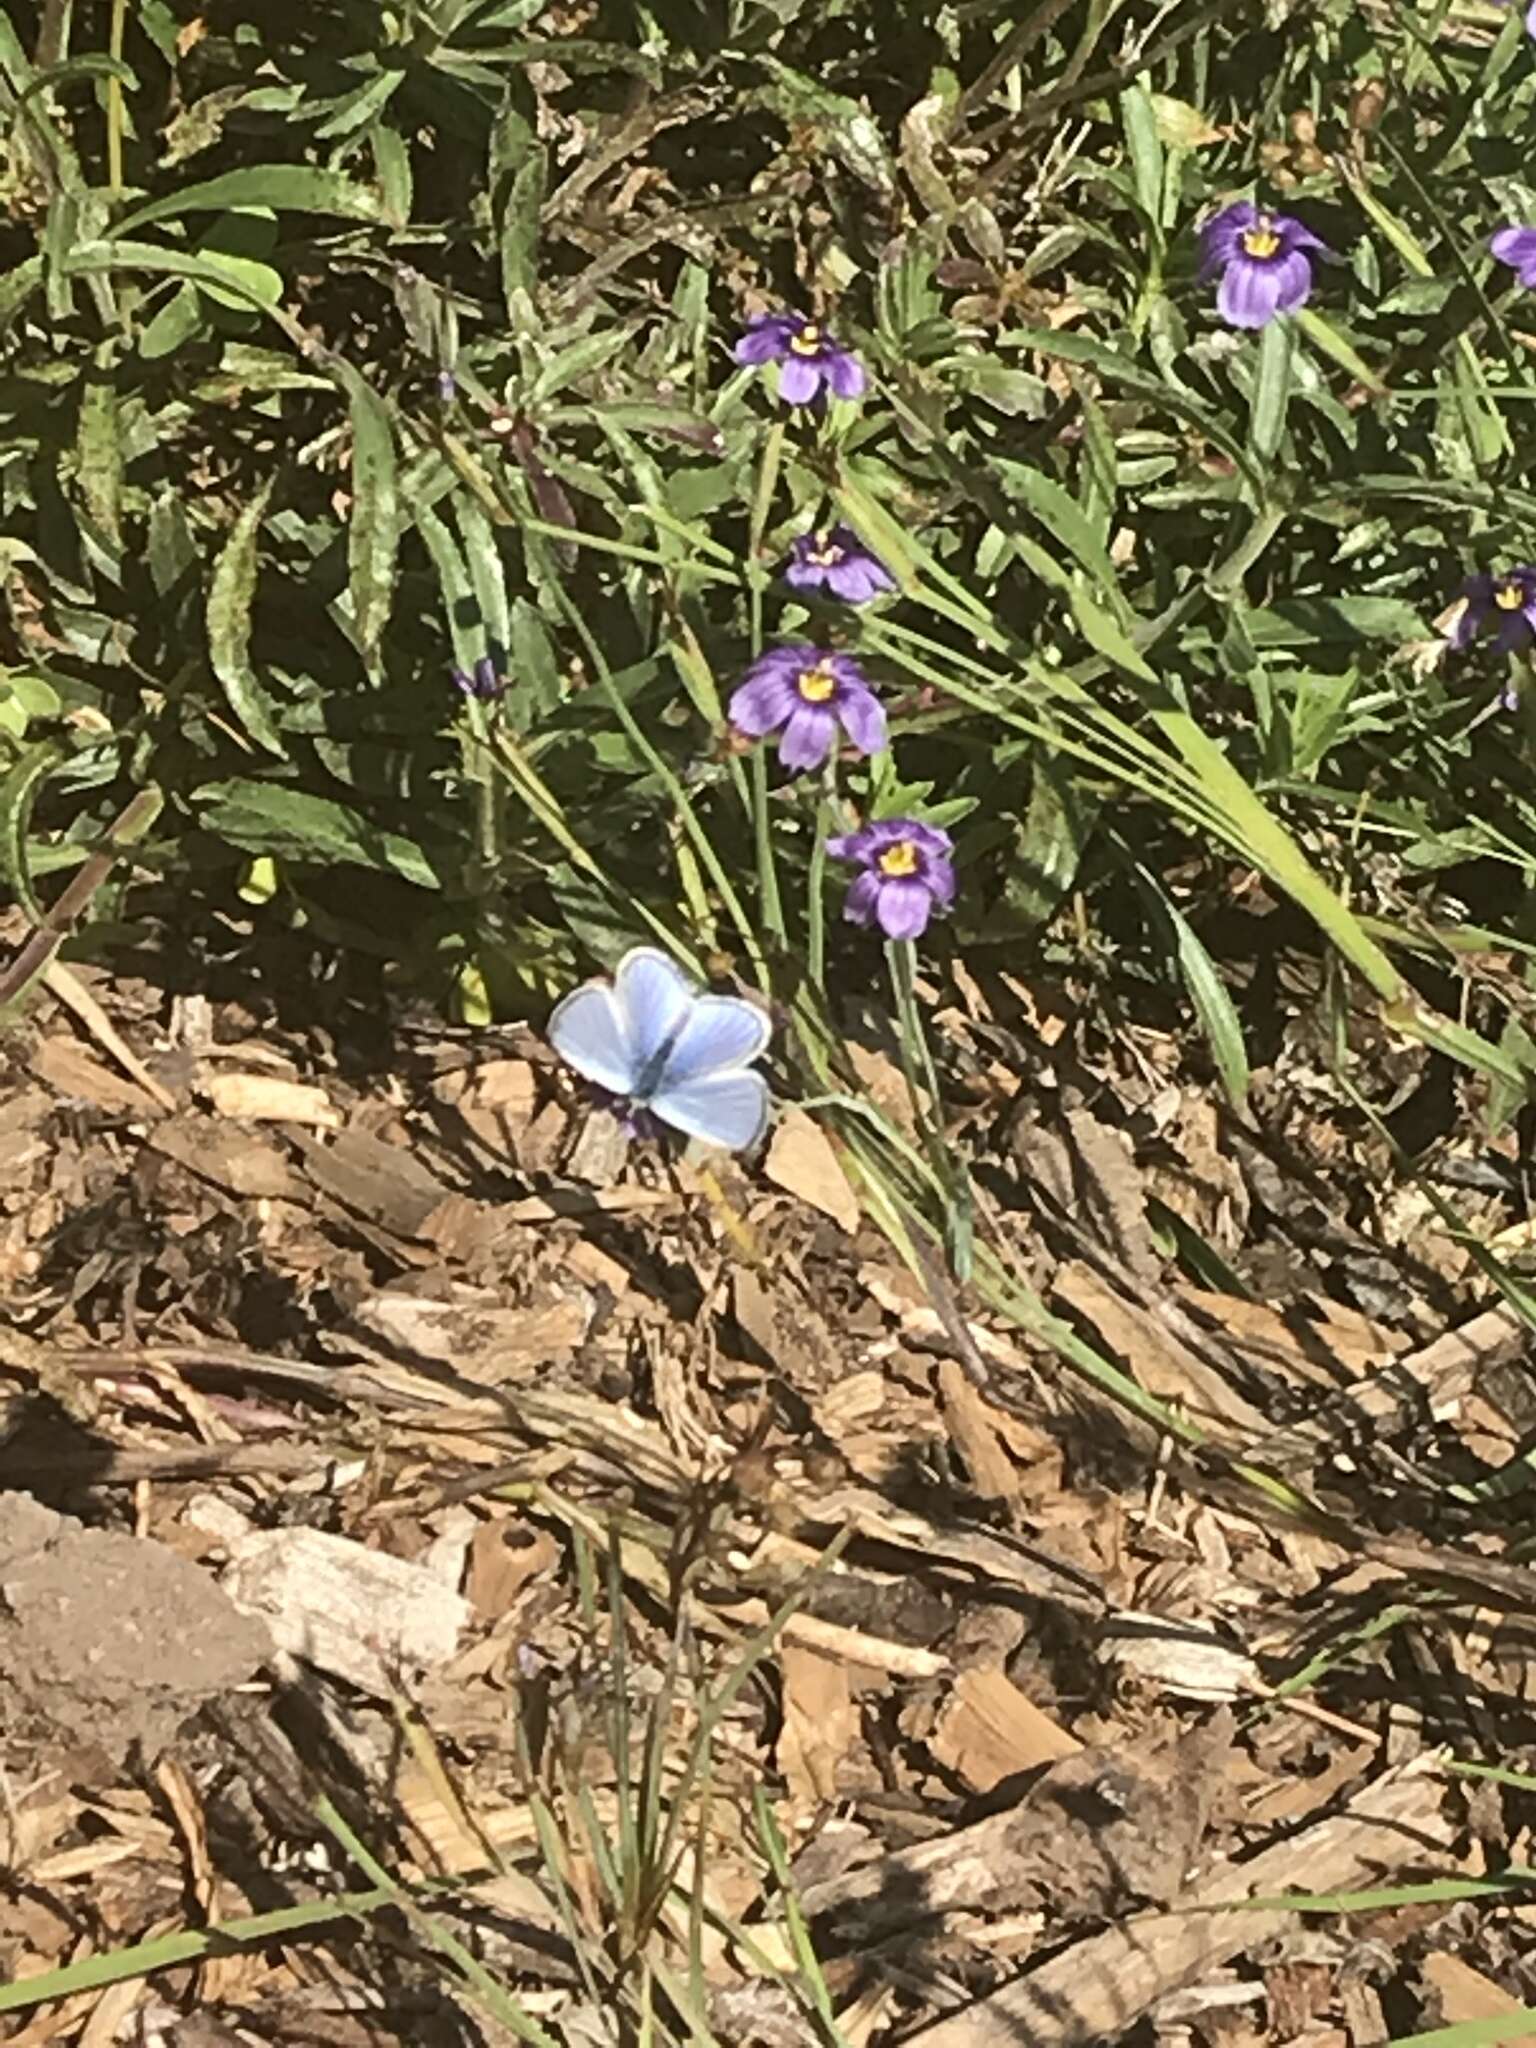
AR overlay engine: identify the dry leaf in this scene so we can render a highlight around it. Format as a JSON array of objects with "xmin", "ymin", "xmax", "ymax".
[
  {"xmin": 205, "ymin": 1071, "xmax": 340, "ymax": 1127},
  {"xmin": 1421, "ymin": 1953, "xmax": 1524, "ymax": 2023},
  {"xmin": 222, "ymin": 1528, "xmax": 472, "ymax": 1696},
  {"xmin": 778, "ymin": 1645, "xmax": 858, "ymax": 1806},
  {"xmin": 930, "ymin": 1667, "xmax": 1080, "ymax": 1791},
  {"xmin": 764, "ymin": 1111, "xmax": 860, "ymax": 1233}
]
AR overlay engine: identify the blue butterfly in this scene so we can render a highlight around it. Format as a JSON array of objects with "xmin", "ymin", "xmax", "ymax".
[{"xmin": 548, "ymin": 947, "xmax": 771, "ymax": 1152}]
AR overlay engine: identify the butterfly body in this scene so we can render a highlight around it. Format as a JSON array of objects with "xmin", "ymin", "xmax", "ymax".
[{"xmin": 548, "ymin": 947, "xmax": 771, "ymax": 1152}]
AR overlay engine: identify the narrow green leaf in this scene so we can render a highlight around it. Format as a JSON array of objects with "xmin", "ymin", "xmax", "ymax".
[
  {"xmin": 454, "ymin": 493, "xmax": 511, "ymax": 665},
  {"xmin": 75, "ymin": 344, "xmax": 123, "ymax": 546},
  {"xmin": 0, "ymin": 740, "xmax": 65, "ymax": 922},
  {"xmin": 323, "ymin": 361, "xmax": 399, "ymax": 666},
  {"xmin": 1248, "ymin": 314, "xmax": 1292, "ymax": 465},
  {"xmin": 196, "ymin": 781, "xmax": 443, "ymax": 888},
  {"xmin": 207, "ymin": 478, "xmax": 285, "ymax": 758},
  {"xmin": 113, "ymin": 166, "xmax": 385, "ymax": 236},
  {"xmin": 1120, "ymin": 83, "xmax": 1164, "ymax": 232},
  {"xmin": 1134, "ymin": 860, "xmax": 1250, "ymax": 1109}
]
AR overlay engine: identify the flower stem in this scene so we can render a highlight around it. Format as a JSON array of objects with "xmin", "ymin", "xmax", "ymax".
[
  {"xmin": 806, "ymin": 753, "xmax": 838, "ymax": 993},
  {"xmin": 885, "ymin": 938, "xmax": 973, "ymax": 1281},
  {"xmin": 746, "ymin": 424, "xmax": 787, "ymax": 949},
  {"xmin": 107, "ymin": 0, "xmax": 127, "ymax": 198},
  {"xmin": 750, "ymin": 749, "xmax": 785, "ymax": 947}
]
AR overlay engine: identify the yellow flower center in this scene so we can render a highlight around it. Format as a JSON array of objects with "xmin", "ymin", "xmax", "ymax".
[
  {"xmin": 1241, "ymin": 224, "xmax": 1281, "ymax": 260},
  {"xmin": 877, "ymin": 840, "xmax": 920, "ymax": 878},
  {"xmin": 798, "ymin": 664, "xmax": 837, "ymax": 703},
  {"xmin": 810, "ymin": 532, "xmax": 843, "ymax": 566},
  {"xmin": 790, "ymin": 323, "xmax": 824, "ymax": 355},
  {"xmin": 1496, "ymin": 580, "xmax": 1525, "ymax": 610}
]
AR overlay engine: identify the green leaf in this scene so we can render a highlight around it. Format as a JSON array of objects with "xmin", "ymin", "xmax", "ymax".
[
  {"xmin": 207, "ymin": 478, "xmax": 286, "ymax": 758},
  {"xmin": 988, "ymin": 458, "xmax": 1125, "ymax": 604},
  {"xmin": 113, "ymin": 166, "xmax": 386, "ymax": 236},
  {"xmin": 0, "ymin": 740, "xmax": 65, "ymax": 923},
  {"xmin": 1248, "ymin": 314, "xmax": 1292, "ymax": 466},
  {"xmin": 454, "ymin": 493, "xmax": 511, "ymax": 667},
  {"xmin": 1135, "ymin": 861, "xmax": 1250, "ymax": 1109},
  {"xmin": 138, "ymin": 280, "xmax": 206, "ymax": 358},
  {"xmin": 196, "ymin": 781, "xmax": 442, "ymax": 888},
  {"xmin": 75, "ymin": 344, "xmax": 123, "ymax": 547},
  {"xmin": 324, "ymin": 361, "xmax": 400, "ymax": 667}
]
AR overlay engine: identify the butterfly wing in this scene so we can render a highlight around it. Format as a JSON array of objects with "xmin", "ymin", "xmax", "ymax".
[
  {"xmin": 648, "ymin": 990, "xmax": 772, "ymax": 1149},
  {"xmin": 647, "ymin": 1069, "xmax": 771, "ymax": 1151},
  {"xmin": 547, "ymin": 980, "xmax": 636, "ymax": 1096},
  {"xmin": 657, "ymin": 992, "xmax": 771, "ymax": 1083},
  {"xmin": 612, "ymin": 947, "xmax": 694, "ymax": 1076}
]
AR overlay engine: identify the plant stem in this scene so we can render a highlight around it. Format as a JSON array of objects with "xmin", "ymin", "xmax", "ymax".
[
  {"xmin": 807, "ymin": 752, "xmax": 837, "ymax": 993},
  {"xmin": 107, "ymin": 0, "xmax": 126, "ymax": 198},
  {"xmin": 886, "ymin": 937, "xmax": 973, "ymax": 1280}
]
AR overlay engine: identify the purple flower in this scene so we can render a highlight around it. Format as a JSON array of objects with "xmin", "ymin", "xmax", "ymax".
[
  {"xmin": 1447, "ymin": 567, "xmax": 1536, "ymax": 655},
  {"xmin": 728, "ymin": 644, "xmax": 886, "ymax": 772},
  {"xmin": 1492, "ymin": 225, "xmax": 1536, "ymax": 287},
  {"xmin": 783, "ymin": 527, "xmax": 896, "ymax": 605},
  {"xmin": 827, "ymin": 818, "xmax": 956, "ymax": 942},
  {"xmin": 453, "ymin": 653, "xmax": 506, "ymax": 701},
  {"xmin": 733, "ymin": 312, "xmax": 867, "ymax": 405},
  {"xmin": 1199, "ymin": 202, "xmax": 1327, "ymax": 329}
]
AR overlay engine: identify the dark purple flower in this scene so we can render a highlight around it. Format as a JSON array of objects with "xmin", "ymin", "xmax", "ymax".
[
  {"xmin": 728, "ymin": 644, "xmax": 886, "ymax": 772},
  {"xmin": 453, "ymin": 653, "xmax": 506, "ymax": 701},
  {"xmin": 827, "ymin": 818, "xmax": 956, "ymax": 941},
  {"xmin": 1447, "ymin": 567, "xmax": 1536, "ymax": 655},
  {"xmin": 733, "ymin": 312, "xmax": 867, "ymax": 405},
  {"xmin": 1199, "ymin": 202, "xmax": 1327, "ymax": 329},
  {"xmin": 1492, "ymin": 225, "xmax": 1536, "ymax": 287},
  {"xmin": 784, "ymin": 527, "xmax": 896, "ymax": 605}
]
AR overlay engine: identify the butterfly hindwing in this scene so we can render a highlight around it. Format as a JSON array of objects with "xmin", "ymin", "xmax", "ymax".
[{"xmin": 647, "ymin": 1069, "xmax": 771, "ymax": 1151}]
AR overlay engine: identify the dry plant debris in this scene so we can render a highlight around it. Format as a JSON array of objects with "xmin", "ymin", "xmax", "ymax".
[{"xmin": 1, "ymin": 970, "xmax": 1535, "ymax": 2046}]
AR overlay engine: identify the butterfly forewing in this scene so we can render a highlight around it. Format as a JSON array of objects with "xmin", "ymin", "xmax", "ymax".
[
  {"xmin": 656, "ymin": 992, "xmax": 771, "ymax": 1086},
  {"xmin": 546, "ymin": 981, "xmax": 635, "ymax": 1096},
  {"xmin": 613, "ymin": 948, "xmax": 694, "ymax": 1089}
]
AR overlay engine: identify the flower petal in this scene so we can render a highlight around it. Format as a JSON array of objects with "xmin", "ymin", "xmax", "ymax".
[
  {"xmin": 777, "ymin": 357, "xmax": 824, "ymax": 405},
  {"xmin": 874, "ymin": 878, "xmax": 934, "ymax": 940},
  {"xmin": 826, "ymin": 832, "xmax": 858, "ymax": 864},
  {"xmin": 843, "ymin": 872, "xmax": 883, "ymax": 927},
  {"xmin": 824, "ymin": 349, "xmax": 867, "ymax": 400},
  {"xmin": 1198, "ymin": 202, "xmax": 1254, "ymax": 279},
  {"xmin": 1492, "ymin": 226, "xmax": 1536, "ymax": 273},
  {"xmin": 924, "ymin": 855, "xmax": 957, "ymax": 909},
  {"xmin": 829, "ymin": 555, "xmax": 894, "ymax": 603},
  {"xmin": 734, "ymin": 317, "xmax": 794, "ymax": 365},
  {"xmin": 835, "ymin": 684, "xmax": 888, "ymax": 758},
  {"xmin": 728, "ymin": 669, "xmax": 797, "ymax": 736},
  {"xmin": 1269, "ymin": 250, "xmax": 1314, "ymax": 315},
  {"xmin": 1275, "ymin": 217, "xmax": 1328, "ymax": 256},
  {"xmin": 1217, "ymin": 254, "xmax": 1287, "ymax": 328},
  {"xmin": 778, "ymin": 704, "xmax": 835, "ymax": 770}
]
